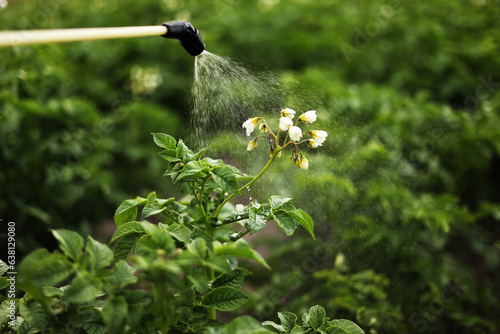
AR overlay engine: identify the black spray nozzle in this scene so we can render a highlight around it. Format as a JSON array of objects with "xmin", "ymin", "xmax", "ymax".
[{"xmin": 162, "ymin": 21, "xmax": 205, "ymax": 56}]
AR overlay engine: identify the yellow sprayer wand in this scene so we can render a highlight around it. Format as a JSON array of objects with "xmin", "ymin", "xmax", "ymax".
[{"xmin": 0, "ymin": 20, "xmax": 205, "ymax": 56}]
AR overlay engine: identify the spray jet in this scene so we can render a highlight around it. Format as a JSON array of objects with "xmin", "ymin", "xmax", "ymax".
[{"xmin": 0, "ymin": 20, "xmax": 205, "ymax": 56}]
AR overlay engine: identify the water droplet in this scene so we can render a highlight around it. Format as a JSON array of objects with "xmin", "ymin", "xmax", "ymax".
[{"xmin": 190, "ymin": 51, "xmax": 283, "ymax": 146}]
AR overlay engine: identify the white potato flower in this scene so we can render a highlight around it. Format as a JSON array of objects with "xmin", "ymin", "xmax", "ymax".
[
  {"xmin": 242, "ymin": 117, "xmax": 260, "ymax": 136},
  {"xmin": 281, "ymin": 108, "xmax": 296, "ymax": 119},
  {"xmin": 288, "ymin": 126, "xmax": 303, "ymax": 142},
  {"xmin": 279, "ymin": 116, "xmax": 294, "ymax": 131},
  {"xmin": 298, "ymin": 110, "xmax": 317, "ymax": 123},
  {"xmin": 311, "ymin": 130, "xmax": 328, "ymax": 145}
]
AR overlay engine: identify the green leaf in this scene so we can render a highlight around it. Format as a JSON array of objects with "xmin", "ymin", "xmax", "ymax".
[
  {"xmin": 18, "ymin": 249, "xmax": 73, "ymax": 287},
  {"xmin": 288, "ymin": 209, "xmax": 316, "ymax": 240},
  {"xmin": 278, "ymin": 312, "xmax": 297, "ymax": 331},
  {"xmin": 0, "ymin": 278, "xmax": 8, "ymax": 291},
  {"xmin": 0, "ymin": 299, "xmax": 16, "ymax": 325},
  {"xmin": 210, "ymin": 165, "xmax": 240, "ymax": 194},
  {"xmin": 114, "ymin": 197, "xmax": 145, "ymax": 227},
  {"xmin": 207, "ymin": 319, "xmax": 227, "ymax": 331},
  {"xmin": 176, "ymin": 139, "xmax": 191, "ymax": 157},
  {"xmin": 19, "ymin": 302, "xmax": 48, "ymax": 333},
  {"xmin": 290, "ymin": 326, "xmax": 310, "ymax": 334},
  {"xmin": 109, "ymin": 221, "xmax": 145, "ymax": 243},
  {"xmin": 196, "ymin": 147, "xmax": 209, "ymax": 160},
  {"xmin": 65, "ymin": 272, "xmax": 103, "ymax": 303},
  {"xmin": 188, "ymin": 274, "xmax": 211, "ymax": 294},
  {"xmin": 301, "ymin": 313, "xmax": 310, "ymax": 326},
  {"xmin": 135, "ymin": 232, "xmax": 176, "ymax": 259},
  {"xmin": 261, "ymin": 321, "xmax": 286, "ymax": 333},
  {"xmin": 102, "ymin": 296, "xmax": 128, "ymax": 334},
  {"xmin": 192, "ymin": 305, "xmax": 209, "ymax": 318},
  {"xmin": 248, "ymin": 207, "xmax": 267, "ymax": 234},
  {"xmin": 201, "ymin": 286, "xmax": 248, "ymax": 311},
  {"xmin": 211, "ymin": 268, "xmax": 252, "ymax": 289},
  {"xmin": 42, "ymin": 286, "xmax": 64, "ymax": 297},
  {"xmin": 214, "ymin": 240, "xmax": 270, "ymax": 270},
  {"xmin": 165, "ymin": 224, "xmax": 192, "ymax": 244},
  {"xmin": 123, "ymin": 290, "xmax": 153, "ymax": 306},
  {"xmin": 325, "ymin": 320, "xmax": 365, "ymax": 334},
  {"xmin": 111, "ymin": 260, "xmax": 137, "ymax": 288},
  {"xmin": 51, "ymin": 229, "xmax": 84, "ymax": 260},
  {"xmin": 175, "ymin": 161, "xmax": 210, "ymax": 182},
  {"xmin": 225, "ymin": 316, "xmax": 271, "ymax": 334},
  {"xmin": 141, "ymin": 201, "xmax": 166, "ymax": 219},
  {"xmin": 187, "ymin": 237, "xmax": 207, "ymax": 259},
  {"xmin": 152, "ymin": 133, "xmax": 176, "ymax": 150},
  {"xmin": 158, "ymin": 149, "xmax": 181, "ymax": 162},
  {"xmin": 140, "ymin": 221, "xmax": 175, "ymax": 254},
  {"xmin": 309, "ymin": 305, "xmax": 326, "ymax": 330},
  {"xmin": 269, "ymin": 196, "xmax": 293, "ymax": 209},
  {"xmin": 183, "ymin": 160, "xmax": 210, "ymax": 171},
  {"xmin": 207, "ymin": 255, "xmax": 233, "ymax": 273},
  {"xmin": 191, "ymin": 228, "xmax": 214, "ymax": 251},
  {"xmin": 113, "ymin": 234, "xmax": 139, "ymax": 262},
  {"xmin": 0, "ymin": 260, "xmax": 9, "ymax": 276},
  {"xmin": 273, "ymin": 210, "xmax": 298, "ymax": 236},
  {"xmin": 82, "ymin": 321, "xmax": 107, "ymax": 334},
  {"xmin": 86, "ymin": 236, "xmax": 113, "ymax": 271},
  {"xmin": 134, "ymin": 235, "xmax": 155, "ymax": 257},
  {"xmin": 178, "ymin": 286, "xmax": 196, "ymax": 306}
]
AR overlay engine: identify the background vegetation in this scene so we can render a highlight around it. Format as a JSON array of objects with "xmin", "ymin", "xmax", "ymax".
[{"xmin": 1, "ymin": 0, "xmax": 499, "ymax": 332}]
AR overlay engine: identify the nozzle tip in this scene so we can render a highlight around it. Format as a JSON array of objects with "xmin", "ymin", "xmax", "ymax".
[{"xmin": 162, "ymin": 21, "xmax": 205, "ymax": 56}]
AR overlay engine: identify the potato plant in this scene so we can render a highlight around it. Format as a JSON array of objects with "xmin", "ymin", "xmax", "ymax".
[{"xmin": 0, "ymin": 110, "xmax": 363, "ymax": 333}]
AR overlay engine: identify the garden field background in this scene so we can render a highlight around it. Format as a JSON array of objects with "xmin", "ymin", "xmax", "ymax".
[{"xmin": 1, "ymin": 0, "xmax": 499, "ymax": 332}]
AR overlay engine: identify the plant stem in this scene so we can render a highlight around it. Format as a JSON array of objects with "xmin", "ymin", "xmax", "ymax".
[
  {"xmin": 214, "ymin": 149, "xmax": 280, "ymax": 219},
  {"xmin": 236, "ymin": 228, "xmax": 251, "ymax": 240},
  {"xmin": 206, "ymin": 258, "xmax": 216, "ymax": 319},
  {"xmin": 191, "ymin": 181, "xmax": 214, "ymax": 236}
]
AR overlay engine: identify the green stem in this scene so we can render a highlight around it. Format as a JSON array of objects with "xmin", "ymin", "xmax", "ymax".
[
  {"xmin": 191, "ymin": 181, "xmax": 214, "ymax": 236},
  {"xmin": 206, "ymin": 254, "xmax": 216, "ymax": 319},
  {"xmin": 208, "ymin": 308, "xmax": 216, "ymax": 320},
  {"xmin": 236, "ymin": 228, "xmax": 251, "ymax": 241},
  {"xmin": 221, "ymin": 215, "xmax": 249, "ymax": 225},
  {"xmin": 214, "ymin": 149, "xmax": 280, "ymax": 219}
]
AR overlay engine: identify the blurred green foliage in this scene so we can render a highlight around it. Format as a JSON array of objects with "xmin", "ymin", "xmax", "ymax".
[{"xmin": 1, "ymin": 0, "xmax": 499, "ymax": 333}]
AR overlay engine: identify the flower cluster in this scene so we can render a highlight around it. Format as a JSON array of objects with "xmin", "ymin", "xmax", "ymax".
[{"xmin": 242, "ymin": 108, "xmax": 328, "ymax": 169}]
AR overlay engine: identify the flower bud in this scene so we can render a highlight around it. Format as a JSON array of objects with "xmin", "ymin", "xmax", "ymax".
[
  {"xmin": 247, "ymin": 139, "xmax": 258, "ymax": 151},
  {"xmin": 298, "ymin": 156, "xmax": 309, "ymax": 170},
  {"xmin": 259, "ymin": 123, "xmax": 269, "ymax": 133},
  {"xmin": 307, "ymin": 139, "xmax": 319, "ymax": 148}
]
